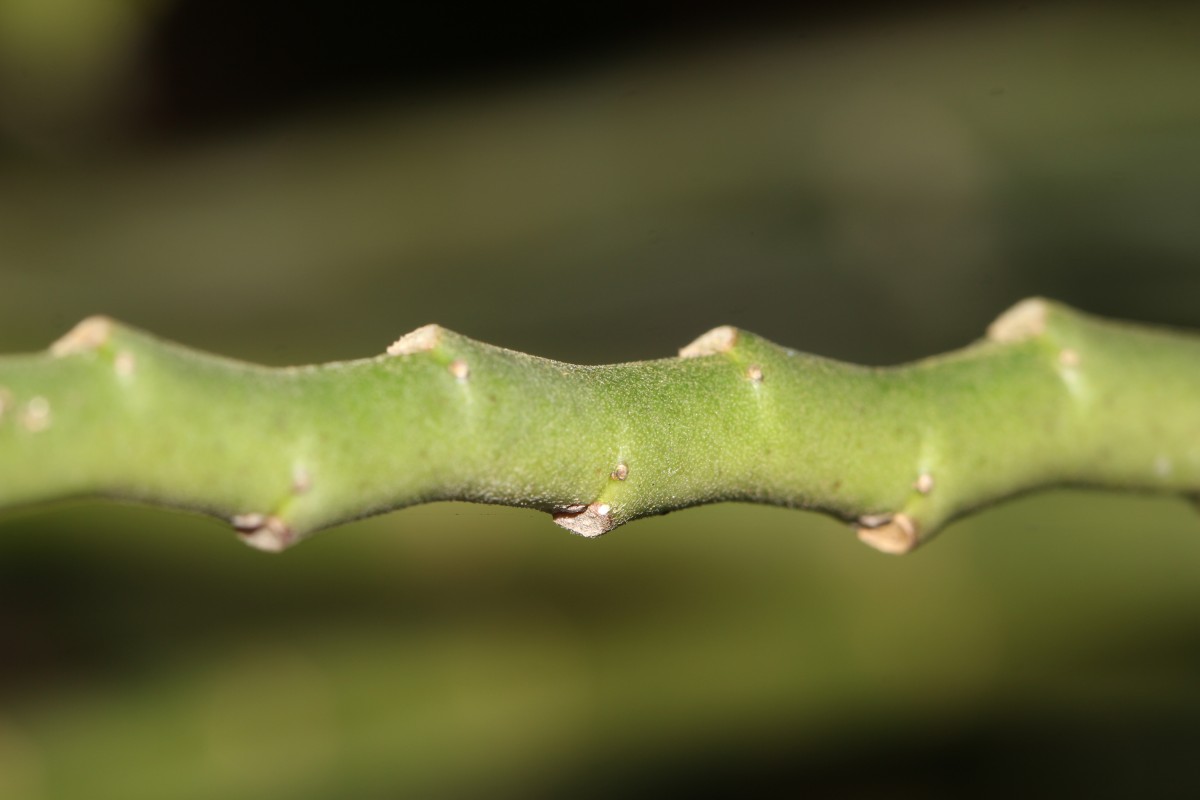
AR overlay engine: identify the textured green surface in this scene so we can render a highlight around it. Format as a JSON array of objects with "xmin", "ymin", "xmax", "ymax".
[
  {"xmin": 2, "ymin": 299, "xmax": 1198, "ymax": 553},
  {"xmin": 5, "ymin": 6, "xmax": 1200, "ymax": 798}
]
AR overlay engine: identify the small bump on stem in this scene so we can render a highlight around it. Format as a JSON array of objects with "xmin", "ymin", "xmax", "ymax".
[
  {"xmin": 387, "ymin": 324, "xmax": 441, "ymax": 356},
  {"xmin": 746, "ymin": 364, "xmax": 764, "ymax": 383},
  {"xmin": 679, "ymin": 325, "xmax": 738, "ymax": 358},
  {"xmin": 610, "ymin": 462, "xmax": 629, "ymax": 481},
  {"xmin": 987, "ymin": 298, "xmax": 1049, "ymax": 343},
  {"xmin": 50, "ymin": 316, "xmax": 114, "ymax": 357},
  {"xmin": 232, "ymin": 514, "xmax": 296, "ymax": 553},
  {"xmin": 552, "ymin": 502, "xmax": 617, "ymax": 538},
  {"xmin": 115, "ymin": 351, "xmax": 136, "ymax": 379},
  {"xmin": 22, "ymin": 396, "xmax": 51, "ymax": 432},
  {"xmin": 914, "ymin": 472, "xmax": 934, "ymax": 495},
  {"xmin": 857, "ymin": 513, "xmax": 892, "ymax": 528},
  {"xmin": 231, "ymin": 512, "xmax": 265, "ymax": 530},
  {"xmin": 448, "ymin": 359, "xmax": 470, "ymax": 381},
  {"xmin": 856, "ymin": 513, "xmax": 919, "ymax": 555},
  {"xmin": 292, "ymin": 464, "xmax": 312, "ymax": 494}
]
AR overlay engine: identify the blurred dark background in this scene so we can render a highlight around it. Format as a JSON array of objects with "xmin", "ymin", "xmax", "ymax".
[{"xmin": 3, "ymin": 2, "xmax": 1200, "ymax": 797}]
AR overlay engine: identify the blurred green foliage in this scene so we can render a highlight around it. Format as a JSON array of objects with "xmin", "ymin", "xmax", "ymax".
[
  {"xmin": 3, "ymin": 3, "xmax": 1200, "ymax": 797},
  {"xmin": 0, "ymin": 0, "xmax": 165, "ymax": 148}
]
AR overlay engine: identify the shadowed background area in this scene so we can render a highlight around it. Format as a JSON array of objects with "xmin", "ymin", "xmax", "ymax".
[{"xmin": 3, "ymin": 2, "xmax": 1200, "ymax": 797}]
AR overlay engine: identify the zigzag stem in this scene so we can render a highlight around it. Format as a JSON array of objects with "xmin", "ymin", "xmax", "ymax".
[{"xmin": 1, "ymin": 298, "xmax": 1199, "ymax": 554}]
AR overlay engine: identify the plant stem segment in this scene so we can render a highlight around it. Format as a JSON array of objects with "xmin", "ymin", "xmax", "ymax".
[{"xmin": 2, "ymin": 299, "xmax": 1199, "ymax": 554}]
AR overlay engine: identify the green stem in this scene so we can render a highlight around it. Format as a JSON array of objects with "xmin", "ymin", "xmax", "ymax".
[{"xmin": 1, "ymin": 298, "xmax": 1198, "ymax": 554}]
